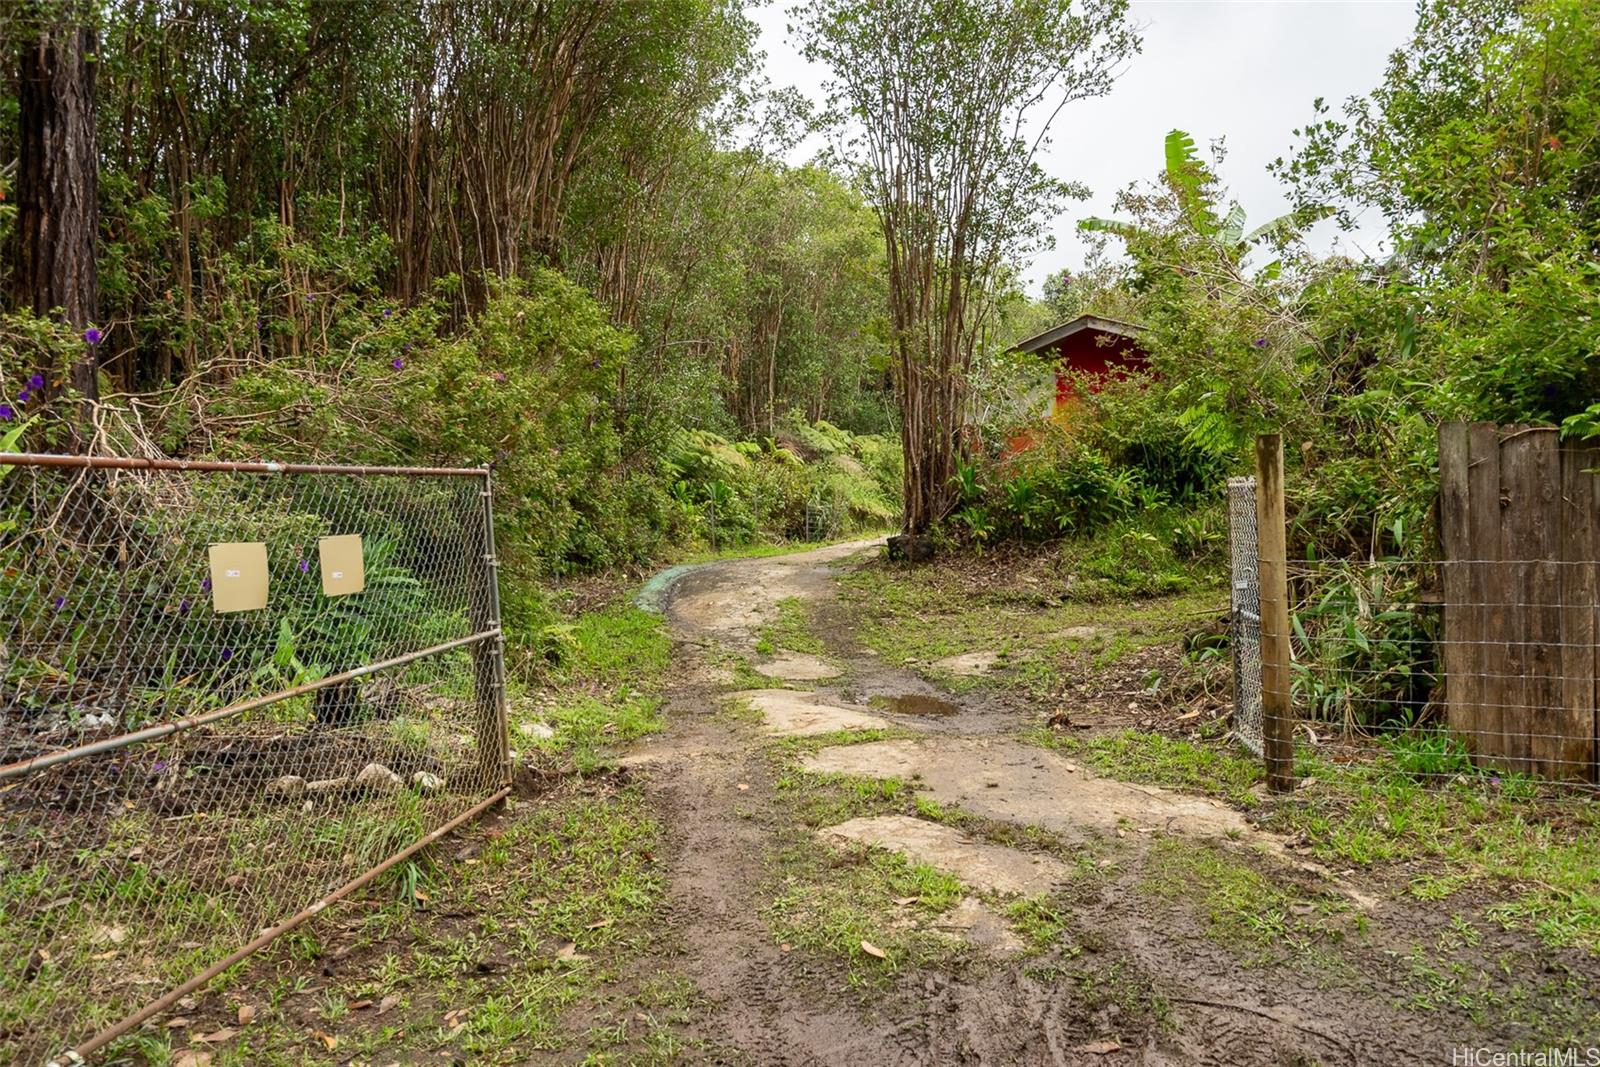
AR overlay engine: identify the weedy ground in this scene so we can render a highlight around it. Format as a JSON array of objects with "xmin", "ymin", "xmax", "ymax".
[
  {"xmin": 80, "ymin": 539, "xmax": 1600, "ymax": 1064},
  {"xmin": 90, "ymin": 602, "xmax": 689, "ymax": 1066}
]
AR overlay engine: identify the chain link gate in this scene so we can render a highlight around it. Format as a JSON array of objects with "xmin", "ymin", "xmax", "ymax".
[
  {"xmin": 0, "ymin": 454, "xmax": 512, "ymax": 1064},
  {"xmin": 1227, "ymin": 476, "xmax": 1264, "ymax": 756}
]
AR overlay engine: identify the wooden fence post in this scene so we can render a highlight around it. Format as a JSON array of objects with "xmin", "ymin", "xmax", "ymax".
[{"xmin": 1254, "ymin": 434, "xmax": 1295, "ymax": 793}]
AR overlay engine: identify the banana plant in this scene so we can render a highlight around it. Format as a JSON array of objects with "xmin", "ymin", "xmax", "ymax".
[{"xmin": 1079, "ymin": 129, "xmax": 1330, "ymax": 273}]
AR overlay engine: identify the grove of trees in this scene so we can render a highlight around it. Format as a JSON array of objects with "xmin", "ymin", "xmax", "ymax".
[{"xmin": 3, "ymin": 0, "xmax": 1598, "ymax": 590}]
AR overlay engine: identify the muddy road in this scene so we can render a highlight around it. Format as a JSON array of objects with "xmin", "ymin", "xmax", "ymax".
[{"xmin": 615, "ymin": 541, "xmax": 1572, "ymax": 1066}]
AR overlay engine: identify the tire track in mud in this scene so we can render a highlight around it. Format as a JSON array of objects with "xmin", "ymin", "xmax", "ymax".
[{"xmin": 625, "ymin": 544, "xmax": 1578, "ymax": 1065}]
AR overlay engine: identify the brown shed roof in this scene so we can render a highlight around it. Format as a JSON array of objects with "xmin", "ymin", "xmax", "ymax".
[{"xmin": 1013, "ymin": 314, "xmax": 1147, "ymax": 356}]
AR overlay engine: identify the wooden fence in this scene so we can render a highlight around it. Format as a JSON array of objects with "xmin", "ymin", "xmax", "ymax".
[{"xmin": 1438, "ymin": 422, "xmax": 1599, "ymax": 782}]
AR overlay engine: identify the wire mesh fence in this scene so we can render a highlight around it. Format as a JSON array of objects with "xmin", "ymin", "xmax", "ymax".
[
  {"xmin": 1229, "ymin": 429, "xmax": 1600, "ymax": 792},
  {"xmin": 1273, "ymin": 557, "xmax": 1600, "ymax": 787},
  {"xmin": 0, "ymin": 455, "xmax": 511, "ymax": 1063}
]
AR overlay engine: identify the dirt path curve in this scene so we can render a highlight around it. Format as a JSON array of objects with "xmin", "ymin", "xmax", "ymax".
[
  {"xmin": 631, "ymin": 542, "xmax": 937, "ymax": 1063},
  {"xmin": 625, "ymin": 542, "xmax": 1477, "ymax": 1065}
]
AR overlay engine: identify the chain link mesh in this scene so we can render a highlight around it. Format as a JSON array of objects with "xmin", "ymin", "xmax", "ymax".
[
  {"xmin": 0, "ymin": 458, "xmax": 508, "ymax": 1062},
  {"xmin": 1226, "ymin": 476, "xmax": 1263, "ymax": 757}
]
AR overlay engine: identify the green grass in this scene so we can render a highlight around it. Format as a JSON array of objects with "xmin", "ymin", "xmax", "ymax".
[
  {"xmin": 549, "ymin": 604, "xmax": 673, "ymax": 687},
  {"xmin": 527, "ymin": 693, "xmax": 664, "ymax": 773},
  {"xmin": 837, "ymin": 559, "xmax": 1220, "ymax": 696},
  {"xmin": 100, "ymin": 785, "xmax": 685, "ymax": 1065},
  {"xmin": 1140, "ymin": 837, "xmax": 1348, "ymax": 956},
  {"xmin": 1021, "ymin": 724, "xmax": 1600, "ymax": 957},
  {"xmin": 1026, "ymin": 728, "xmax": 1265, "ymax": 808},
  {"xmin": 519, "ymin": 603, "xmax": 674, "ymax": 772},
  {"xmin": 1266, "ymin": 753, "xmax": 1600, "ymax": 953},
  {"xmin": 755, "ymin": 595, "xmax": 826, "ymax": 657},
  {"xmin": 776, "ymin": 769, "xmax": 910, "ymax": 827},
  {"xmin": 1005, "ymin": 895, "xmax": 1075, "ymax": 955},
  {"xmin": 765, "ymin": 841, "xmax": 966, "ymax": 984}
]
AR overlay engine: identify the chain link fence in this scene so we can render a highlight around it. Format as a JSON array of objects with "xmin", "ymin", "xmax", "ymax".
[
  {"xmin": 1226, "ymin": 476, "xmax": 1263, "ymax": 756},
  {"xmin": 0, "ymin": 454, "xmax": 511, "ymax": 1063}
]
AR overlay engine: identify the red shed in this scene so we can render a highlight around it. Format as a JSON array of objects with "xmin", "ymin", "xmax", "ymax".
[{"xmin": 1014, "ymin": 314, "xmax": 1150, "ymax": 426}]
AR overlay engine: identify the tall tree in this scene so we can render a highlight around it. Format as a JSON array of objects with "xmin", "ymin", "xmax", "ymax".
[
  {"xmin": 799, "ymin": 0, "xmax": 1138, "ymax": 535},
  {"xmin": 13, "ymin": 0, "xmax": 98, "ymax": 402}
]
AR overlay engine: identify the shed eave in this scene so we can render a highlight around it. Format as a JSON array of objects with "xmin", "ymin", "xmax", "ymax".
[{"xmin": 1013, "ymin": 314, "xmax": 1148, "ymax": 356}]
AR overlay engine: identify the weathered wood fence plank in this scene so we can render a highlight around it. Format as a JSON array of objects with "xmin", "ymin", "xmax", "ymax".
[
  {"xmin": 1438, "ymin": 422, "xmax": 1598, "ymax": 781},
  {"xmin": 1558, "ymin": 442, "xmax": 1600, "ymax": 783},
  {"xmin": 1467, "ymin": 422, "xmax": 1505, "ymax": 764}
]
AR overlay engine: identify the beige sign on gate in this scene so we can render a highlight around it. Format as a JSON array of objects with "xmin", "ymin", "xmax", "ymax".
[
  {"xmin": 208, "ymin": 542, "xmax": 269, "ymax": 613},
  {"xmin": 319, "ymin": 534, "xmax": 366, "ymax": 596}
]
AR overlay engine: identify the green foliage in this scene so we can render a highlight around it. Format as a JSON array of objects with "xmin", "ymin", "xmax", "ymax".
[
  {"xmin": 663, "ymin": 418, "xmax": 900, "ymax": 546},
  {"xmin": 1289, "ymin": 560, "xmax": 1437, "ymax": 729},
  {"xmin": 969, "ymin": 434, "xmax": 1139, "ymax": 541},
  {"xmin": 799, "ymin": 0, "xmax": 1140, "ymax": 531},
  {"xmin": 1273, "ymin": 0, "xmax": 1600, "ymax": 430}
]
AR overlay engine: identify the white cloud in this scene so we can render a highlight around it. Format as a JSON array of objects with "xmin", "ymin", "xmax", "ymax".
[{"xmin": 752, "ymin": 0, "xmax": 1416, "ymax": 291}]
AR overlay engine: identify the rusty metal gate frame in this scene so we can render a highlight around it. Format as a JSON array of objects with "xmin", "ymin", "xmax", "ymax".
[{"xmin": 0, "ymin": 453, "xmax": 512, "ymax": 1065}]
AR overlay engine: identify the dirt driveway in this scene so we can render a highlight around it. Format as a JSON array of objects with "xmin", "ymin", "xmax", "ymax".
[{"xmin": 615, "ymin": 540, "xmax": 1600, "ymax": 1066}]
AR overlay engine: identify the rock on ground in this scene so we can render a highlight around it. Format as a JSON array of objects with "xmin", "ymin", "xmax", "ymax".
[
  {"xmin": 819, "ymin": 814, "xmax": 1069, "ymax": 896},
  {"xmin": 733, "ymin": 689, "xmax": 890, "ymax": 737},
  {"xmin": 803, "ymin": 737, "xmax": 1253, "ymax": 842}
]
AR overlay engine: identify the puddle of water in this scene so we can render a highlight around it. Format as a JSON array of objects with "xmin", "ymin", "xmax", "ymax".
[{"xmin": 872, "ymin": 693, "xmax": 960, "ymax": 717}]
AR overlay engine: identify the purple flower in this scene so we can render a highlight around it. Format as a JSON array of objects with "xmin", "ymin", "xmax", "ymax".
[
  {"xmin": 298, "ymin": 558, "xmax": 310, "ymax": 574},
  {"xmin": 84, "ymin": 327, "xmax": 103, "ymax": 346},
  {"xmin": 53, "ymin": 596, "xmax": 66, "ymax": 610},
  {"xmin": 1489, "ymin": 774, "xmax": 1501, "ymax": 785},
  {"xmin": 383, "ymin": 308, "xmax": 393, "ymax": 318},
  {"xmin": 201, "ymin": 576, "xmax": 212, "ymax": 593},
  {"xmin": 220, "ymin": 648, "xmax": 234, "ymax": 662},
  {"xmin": 306, "ymin": 293, "xmax": 316, "ymax": 303},
  {"xmin": 28, "ymin": 374, "xmax": 44, "ymax": 390},
  {"xmin": 17, "ymin": 388, "xmax": 30, "ymax": 404},
  {"xmin": 0, "ymin": 405, "xmax": 12, "ymax": 422},
  {"xmin": 1253, "ymin": 337, "xmax": 1267, "ymax": 348},
  {"xmin": 152, "ymin": 760, "xmax": 168, "ymax": 773},
  {"xmin": 493, "ymin": 371, "xmax": 507, "ymax": 383},
  {"xmin": 178, "ymin": 599, "xmax": 192, "ymax": 614},
  {"xmin": 391, "ymin": 358, "xmax": 405, "ymax": 370}
]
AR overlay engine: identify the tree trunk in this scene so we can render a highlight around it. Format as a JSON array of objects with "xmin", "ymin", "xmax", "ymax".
[{"xmin": 14, "ymin": 5, "xmax": 99, "ymax": 403}]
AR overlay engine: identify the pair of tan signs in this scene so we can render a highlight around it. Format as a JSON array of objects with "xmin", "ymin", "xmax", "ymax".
[{"xmin": 206, "ymin": 535, "xmax": 365, "ymax": 614}]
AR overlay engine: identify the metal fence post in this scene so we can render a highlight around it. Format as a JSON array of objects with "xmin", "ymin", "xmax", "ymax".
[
  {"xmin": 1226, "ymin": 476, "xmax": 1264, "ymax": 756},
  {"xmin": 472, "ymin": 466, "xmax": 512, "ymax": 788},
  {"xmin": 1254, "ymin": 434, "xmax": 1296, "ymax": 792}
]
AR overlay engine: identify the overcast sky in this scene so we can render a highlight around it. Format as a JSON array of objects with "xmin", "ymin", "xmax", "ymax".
[{"xmin": 752, "ymin": 0, "xmax": 1418, "ymax": 292}]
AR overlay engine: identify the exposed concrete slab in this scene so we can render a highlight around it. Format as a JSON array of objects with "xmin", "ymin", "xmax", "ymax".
[
  {"xmin": 733, "ymin": 689, "xmax": 890, "ymax": 737},
  {"xmin": 755, "ymin": 652, "xmax": 842, "ymax": 681},
  {"xmin": 803, "ymin": 738, "xmax": 1252, "ymax": 842},
  {"xmin": 933, "ymin": 897, "xmax": 1025, "ymax": 955},
  {"xmin": 930, "ymin": 651, "xmax": 1001, "ymax": 676},
  {"xmin": 819, "ymin": 814, "xmax": 1068, "ymax": 895}
]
